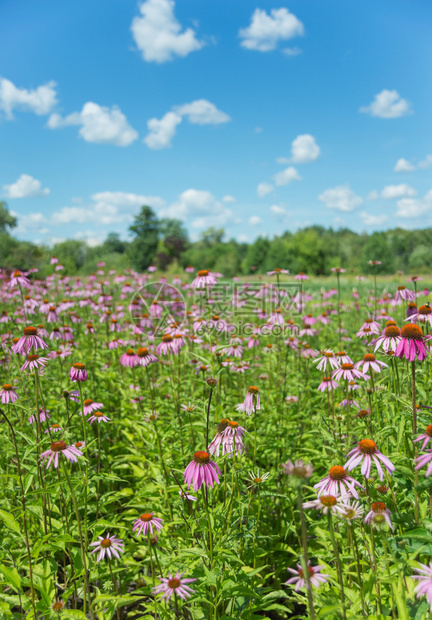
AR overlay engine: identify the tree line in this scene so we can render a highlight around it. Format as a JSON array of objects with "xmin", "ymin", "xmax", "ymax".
[{"xmin": 1, "ymin": 201, "xmax": 432, "ymax": 276}]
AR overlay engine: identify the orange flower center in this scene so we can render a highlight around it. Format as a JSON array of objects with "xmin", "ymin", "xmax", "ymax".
[
  {"xmin": 137, "ymin": 347, "xmax": 149, "ymax": 357},
  {"xmin": 51, "ymin": 441, "xmax": 66, "ymax": 452},
  {"xmin": 84, "ymin": 399, "xmax": 93, "ymax": 406},
  {"xmin": 248, "ymin": 386, "xmax": 259, "ymax": 394},
  {"xmin": 198, "ymin": 270, "xmax": 209, "ymax": 277},
  {"xmin": 2, "ymin": 384, "xmax": 12, "ymax": 390},
  {"xmin": 324, "ymin": 352, "xmax": 334, "ymax": 358},
  {"xmin": 358, "ymin": 439, "xmax": 377, "ymax": 454},
  {"xmin": 321, "ymin": 495, "xmax": 337, "ymax": 506},
  {"xmin": 384, "ymin": 325, "xmax": 401, "ymax": 337},
  {"xmin": 329, "ymin": 466, "xmax": 347, "ymax": 481},
  {"xmin": 401, "ymin": 324, "xmax": 423, "ymax": 340},
  {"xmin": 168, "ymin": 578, "xmax": 181, "ymax": 589},
  {"xmin": 101, "ymin": 538, "xmax": 112, "ymax": 548},
  {"xmin": 140, "ymin": 513, "xmax": 153, "ymax": 522},
  {"xmin": 193, "ymin": 451, "xmax": 210, "ymax": 464},
  {"xmin": 371, "ymin": 501, "xmax": 386, "ymax": 512},
  {"xmin": 341, "ymin": 363, "xmax": 354, "ymax": 370},
  {"xmin": 51, "ymin": 424, "xmax": 60, "ymax": 429},
  {"xmin": 217, "ymin": 419, "xmax": 230, "ymax": 433},
  {"xmin": 363, "ymin": 354, "xmax": 375, "ymax": 362},
  {"xmin": 162, "ymin": 334, "xmax": 173, "ymax": 343},
  {"xmin": 426, "ymin": 424, "xmax": 432, "ymax": 437},
  {"xmin": 73, "ymin": 363, "xmax": 85, "ymax": 370},
  {"xmin": 228, "ymin": 421, "xmax": 239, "ymax": 428},
  {"xmin": 24, "ymin": 326, "xmax": 37, "ymax": 336},
  {"xmin": 419, "ymin": 305, "xmax": 432, "ymax": 315}
]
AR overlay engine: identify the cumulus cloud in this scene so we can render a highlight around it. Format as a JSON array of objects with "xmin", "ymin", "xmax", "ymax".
[
  {"xmin": 360, "ymin": 89, "xmax": 412, "ymax": 119},
  {"xmin": 131, "ymin": 0, "xmax": 204, "ymax": 63},
  {"xmin": 270, "ymin": 205, "xmax": 286, "ymax": 217},
  {"xmin": 257, "ymin": 182, "xmax": 273, "ymax": 198},
  {"xmin": 48, "ymin": 102, "xmax": 138, "ymax": 146},
  {"xmin": 381, "ymin": 184, "xmax": 417, "ymax": 199},
  {"xmin": 0, "ymin": 77, "xmax": 57, "ymax": 119},
  {"xmin": 11, "ymin": 211, "xmax": 48, "ymax": 232},
  {"xmin": 3, "ymin": 174, "xmax": 50, "ymax": 199},
  {"xmin": 290, "ymin": 134, "xmax": 320, "ymax": 163},
  {"xmin": 249, "ymin": 215, "xmax": 262, "ymax": 226},
  {"xmin": 396, "ymin": 190, "xmax": 432, "ymax": 218},
  {"xmin": 273, "ymin": 166, "xmax": 301, "ymax": 186},
  {"xmin": 144, "ymin": 99, "xmax": 230, "ymax": 149},
  {"xmin": 222, "ymin": 195, "xmax": 236, "ymax": 203},
  {"xmin": 239, "ymin": 8, "xmax": 304, "ymax": 52},
  {"xmin": 282, "ymin": 47, "xmax": 302, "ymax": 56},
  {"xmin": 319, "ymin": 184, "xmax": 363, "ymax": 212},
  {"xmin": 160, "ymin": 188, "xmax": 233, "ymax": 229},
  {"xmin": 52, "ymin": 191, "xmax": 164, "ymax": 226},
  {"xmin": 394, "ymin": 158, "xmax": 415, "ymax": 172},
  {"xmin": 359, "ymin": 212, "xmax": 388, "ymax": 227},
  {"xmin": 419, "ymin": 155, "xmax": 432, "ymax": 169}
]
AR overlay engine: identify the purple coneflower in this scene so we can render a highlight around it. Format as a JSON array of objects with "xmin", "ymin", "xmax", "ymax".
[
  {"xmin": 20, "ymin": 354, "xmax": 49, "ymax": 373},
  {"xmin": 332, "ymin": 363, "xmax": 369, "ymax": 382},
  {"xmin": 395, "ymin": 285, "xmax": 415, "ymax": 302},
  {"xmin": 414, "ymin": 425, "xmax": 432, "ymax": 451},
  {"xmin": 414, "ymin": 450, "xmax": 432, "ymax": 477},
  {"xmin": 12, "ymin": 326, "xmax": 48, "ymax": 355},
  {"xmin": 0, "ymin": 384, "xmax": 19, "ymax": 404},
  {"xmin": 282, "ymin": 459, "xmax": 314, "ymax": 480},
  {"xmin": 267, "ymin": 268, "xmax": 289, "ymax": 276},
  {"xmin": 285, "ymin": 563, "xmax": 328, "ymax": 591},
  {"xmin": 88, "ymin": 411, "xmax": 110, "ymax": 424},
  {"xmin": 314, "ymin": 350, "xmax": 340, "ymax": 372},
  {"xmin": 314, "ymin": 466, "xmax": 364, "ymax": 499},
  {"xmin": 395, "ymin": 323, "xmax": 429, "ymax": 362},
  {"xmin": 191, "ymin": 269, "xmax": 218, "ymax": 289},
  {"xmin": 90, "ymin": 534, "xmax": 124, "ymax": 562},
  {"xmin": 364, "ymin": 501, "xmax": 393, "ymax": 530},
  {"xmin": 344, "ymin": 439, "xmax": 395, "ymax": 480},
  {"xmin": 247, "ymin": 469, "xmax": 270, "ymax": 489},
  {"xmin": 294, "ymin": 272, "xmax": 309, "ymax": 281},
  {"xmin": 120, "ymin": 349, "xmax": 139, "ymax": 367},
  {"xmin": 411, "ymin": 563, "xmax": 432, "ymax": 610},
  {"xmin": 70, "ymin": 363, "xmax": 88, "ymax": 382},
  {"xmin": 318, "ymin": 376, "xmax": 339, "ymax": 392},
  {"xmin": 354, "ymin": 353, "xmax": 388, "ymax": 374},
  {"xmin": 156, "ymin": 334, "xmax": 177, "ymax": 356},
  {"xmin": 372, "ymin": 323, "xmax": 401, "ymax": 353},
  {"xmin": 136, "ymin": 346, "xmax": 158, "ymax": 366},
  {"xmin": 152, "ymin": 571, "xmax": 197, "ymax": 601},
  {"xmin": 132, "ymin": 512, "xmax": 164, "ymax": 537},
  {"xmin": 40, "ymin": 441, "xmax": 83, "ymax": 469},
  {"xmin": 9, "ymin": 270, "xmax": 30, "ymax": 288},
  {"xmin": 303, "ymin": 494, "xmax": 347, "ymax": 515},
  {"xmin": 29, "ymin": 408, "xmax": 50, "ymax": 424},
  {"xmin": 236, "ymin": 386, "xmax": 260, "ymax": 415},
  {"xmin": 339, "ymin": 498, "xmax": 365, "ymax": 521},
  {"xmin": 184, "ymin": 451, "xmax": 221, "ymax": 490},
  {"xmin": 44, "ymin": 423, "xmax": 63, "ymax": 434},
  {"xmin": 82, "ymin": 398, "xmax": 103, "ymax": 416}
]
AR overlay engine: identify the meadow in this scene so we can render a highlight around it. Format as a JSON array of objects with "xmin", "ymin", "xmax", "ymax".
[{"xmin": 2, "ymin": 264, "xmax": 432, "ymax": 619}]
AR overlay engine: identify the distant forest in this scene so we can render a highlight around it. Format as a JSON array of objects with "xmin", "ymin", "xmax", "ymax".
[{"xmin": 1, "ymin": 201, "xmax": 431, "ymax": 277}]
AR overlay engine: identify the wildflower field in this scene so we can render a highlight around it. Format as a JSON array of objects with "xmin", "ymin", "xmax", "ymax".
[{"xmin": 3, "ymin": 264, "xmax": 432, "ymax": 620}]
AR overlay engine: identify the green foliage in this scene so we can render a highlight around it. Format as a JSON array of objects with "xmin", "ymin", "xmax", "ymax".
[
  {"xmin": 128, "ymin": 205, "xmax": 160, "ymax": 271},
  {"xmin": 0, "ymin": 201, "xmax": 17, "ymax": 233}
]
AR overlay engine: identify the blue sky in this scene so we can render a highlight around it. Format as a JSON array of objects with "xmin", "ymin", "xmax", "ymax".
[{"xmin": 1, "ymin": 0, "xmax": 431, "ymax": 246}]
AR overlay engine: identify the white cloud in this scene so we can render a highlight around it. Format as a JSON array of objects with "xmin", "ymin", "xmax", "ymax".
[
  {"xmin": 3, "ymin": 174, "xmax": 50, "ymax": 199},
  {"xmin": 360, "ymin": 89, "xmax": 412, "ymax": 119},
  {"xmin": 48, "ymin": 102, "xmax": 138, "ymax": 146},
  {"xmin": 275, "ymin": 157, "xmax": 290, "ymax": 165},
  {"xmin": 394, "ymin": 158, "xmax": 415, "ymax": 172},
  {"xmin": 74, "ymin": 231, "xmax": 103, "ymax": 247},
  {"xmin": 257, "ymin": 182, "xmax": 273, "ymax": 198},
  {"xmin": 144, "ymin": 99, "xmax": 230, "ymax": 149},
  {"xmin": 249, "ymin": 215, "xmax": 262, "ymax": 226},
  {"xmin": 270, "ymin": 204, "xmax": 286, "ymax": 217},
  {"xmin": 174, "ymin": 99, "xmax": 230, "ymax": 125},
  {"xmin": 239, "ymin": 8, "xmax": 304, "ymax": 52},
  {"xmin": 359, "ymin": 212, "xmax": 388, "ymax": 226},
  {"xmin": 131, "ymin": 0, "xmax": 204, "ymax": 63},
  {"xmin": 367, "ymin": 190, "xmax": 380, "ymax": 200},
  {"xmin": 52, "ymin": 191, "xmax": 164, "ymax": 226},
  {"xmin": 11, "ymin": 211, "xmax": 48, "ymax": 232},
  {"xmin": 222, "ymin": 195, "xmax": 236, "ymax": 203},
  {"xmin": 290, "ymin": 134, "xmax": 320, "ymax": 163},
  {"xmin": 144, "ymin": 111, "xmax": 182, "ymax": 149},
  {"xmin": 0, "ymin": 77, "xmax": 57, "ymax": 119},
  {"xmin": 237, "ymin": 234, "xmax": 249, "ymax": 243},
  {"xmin": 273, "ymin": 166, "xmax": 301, "ymax": 186},
  {"xmin": 282, "ymin": 47, "xmax": 302, "ymax": 56},
  {"xmin": 319, "ymin": 184, "xmax": 363, "ymax": 212},
  {"xmin": 381, "ymin": 184, "xmax": 417, "ymax": 199},
  {"xmin": 396, "ymin": 190, "xmax": 432, "ymax": 218},
  {"xmin": 418, "ymin": 155, "xmax": 432, "ymax": 169},
  {"xmin": 160, "ymin": 188, "xmax": 233, "ymax": 229}
]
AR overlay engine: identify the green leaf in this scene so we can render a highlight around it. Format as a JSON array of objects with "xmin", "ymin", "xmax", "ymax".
[
  {"xmin": 0, "ymin": 509, "xmax": 20, "ymax": 535},
  {"xmin": 0, "ymin": 565, "xmax": 21, "ymax": 591}
]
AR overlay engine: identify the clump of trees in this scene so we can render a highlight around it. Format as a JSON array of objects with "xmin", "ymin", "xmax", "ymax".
[{"xmin": 1, "ymin": 201, "xmax": 432, "ymax": 276}]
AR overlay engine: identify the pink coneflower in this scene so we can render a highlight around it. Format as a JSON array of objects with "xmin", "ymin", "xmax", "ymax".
[
  {"xmin": 9, "ymin": 270, "xmax": 30, "ymax": 288},
  {"xmin": 120, "ymin": 349, "xmax": 139, "ymax": 367},
  {"xmin": 90, "ymin": 534, "xmax": 124, "ymax": 562},
  {"xmin": 405, "ymin": 303, "xmax": 432, "ymax": 327},
  {"xmin": 395, "ymin": 323, "xmax": 429, "ymax": 362},
  {"xmin": 358, "ymin": 318, "xmax": 381, "ymax": 334},
  {"xmin": 70, "ymin": 362, "xmax": 88, "ymax": 382},
  {"xmin": 62, "ymin": 389, "xmax": 80, "ymax": 403},
  {"xmin": 236, "ymin": 386, "xmax": 260, "ymax": 415},
  {"xmin": 184, "ymin": 451, "xmax": 221, "ymax": 490},
  {"xmin": 364, "ymin": 501, "xmax": 393, "ymax": 530},
  {"xmin": 372, "ymin": 324, "xmax": 401, "ymax": 353},
  {"xmin": 314, "ymin": 466, "xmax": 365, "ymax": 499},
  {"xmin": 318, "ymin": 376, "xmax": 339, "ymax": 392},
  {"xmin": 82, "ymin": 398, "xmax": 104, "ymax": 416},
  {"xmin": 179, "ymin": 489, "xmax": 198, "ymax": 501},
  {"xmin": 44, "ymin": 423, "xmax": 63, "ymax": 434},
  {"xmin": 282, "ymin": 459, "xmax": 314, "ymax": 480},
  {"xmin": 88, "ymin": 411, "xmax": 110, "ymax": 424},
  {"xmin": 191, "ymin": 270, "xmax": 218, "ymax": 289},
  {"xmin": 20, "ymin": 354, "xmax": 49, "ymax": 373},
  {"xmin": 344, "ymin": 439, "xmax": 395, "ymax": 480},
  {"xmin": 411, "ymin": 563, "xmax": 432, "ymax": 610},
  {"xmin": 185, "ymin": 265, "xmax": 195, "ymax": 273},
  {"xmin": 29, "ymin": 408, "xmax": 50, "ymax": 424},
  {"xmin": 414, "ymin": 425, "xmax": 432, "ymax": 451},
  {"xmin": 152, "ymin": 571, "xmax": 197, "ymax": 601},
  {"xmin": 148, "ymin": 265, "xmax": 157, "ymax": 272},
  {"xmin": 85, "ymin": 322, "xmax": 95, "ymax": 335},
  {"xmin": 267, "ymin": 268, "xmax": 289, "ymax": 276},
  {"xmin": 132, "ymin": 512, "xmax": 164, "ymax": 537},
  {"xmin": 339, "ymin": 498, "xmax": 365, "ymax": 521},
  {"xmin": 180, "ymin": 402, "xmax": 196, "ymax": 413},
  {"xmin": 354, "ymin": 353, "xmax": 388, "ymax": 374},
  {"xmin": 12, "ymin": 326, "xmax": 48, "ymax": 355},
  {"xmin": 285, "ymin": 563, "xmax": 328, "ymax": 591},
  {"xmin": 136, "ymin": 346, "xmax": 158, "ymax": 366},
  {"xmin": 332, "ymin": 363, "xmax": 369, "ymax": 382},
  {"xmin": 303, "ymin": 494, "xmax": 347, "ymax": 515},
  {"xmin": 335, "ymin": 351, "xmax": 353, "ymax": 365},
  {"xmin": 156, "ymin": 334, "xmax": 177, "ymax": 356},
  {"xmin": 414, "ymin": 450, "xmax": 432, "ymax": 477},
  {"xmin": 395, "ymin": 285, "xmax": 415, "ymax": 302},
  {"xmin": 286, "ymin": 395, "xmax": 299, "ymax": 403},
  {"xmin": 0, "ymin": 384, "xmax": 18, "ymax": 404},
  {"xmin": 314, "ymin": 350, "xmax": 340, "ymax": 371},
  {"xmin": 294, "ymin": 272, "xmax": 309, "ymax": 281},
  {"xmin": 209, "ymin": 419, "xmax": 247, "ymax": 457},
  {"xmin": 39, "ymin": 440, "xmax": 83, "ymax": 469}
]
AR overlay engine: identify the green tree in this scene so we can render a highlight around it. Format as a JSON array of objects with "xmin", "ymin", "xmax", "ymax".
[
  {"xmin": 243, "ymin": 237, "xmax": 270, "ymax": 273},
  {"xmin": 362, "ymin": 232, "xmax": 395, "ymax": 274},
  {"xmin": 103, "ymin": 233, "xmax": 126, "ymax": 254},
  {"xmin": 128, "ymin": 206, "xmax": 160, "ymax": 271},
  {"xmin": 0, "ymin": 201, "xmax": 17, "ymax": 233}
]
